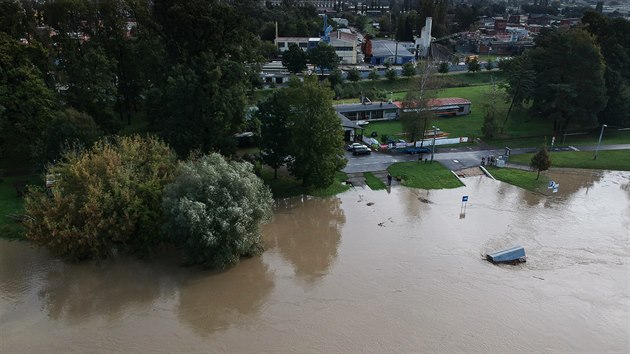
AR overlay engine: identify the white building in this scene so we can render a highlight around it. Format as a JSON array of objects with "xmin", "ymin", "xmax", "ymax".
[
  {"xmin": 414, "ymin": 17, "xmax": 433, "ymax": 58},
  {"xmin": 275, "ymin": 31, "xmax": 359, "ymax": 64}
]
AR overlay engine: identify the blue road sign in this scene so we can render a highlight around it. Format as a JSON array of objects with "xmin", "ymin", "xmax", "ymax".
[{"xmin": 462, "ymin": 196, "xmax": 469, "ymax": 202}]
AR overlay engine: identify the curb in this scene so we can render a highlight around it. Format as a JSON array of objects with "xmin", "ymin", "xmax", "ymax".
[{"xmin": 479, "ymin": 166, "xmax": 496, "ymax": 180}]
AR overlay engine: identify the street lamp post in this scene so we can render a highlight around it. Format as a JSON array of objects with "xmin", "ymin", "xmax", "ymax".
[
  {"xmin": 594, "ymin": 124, "xmax": 607, "ymax": 160},
  {"xmin": 430, "ymin": 125, "xmax": 437, "ymax": 162}
]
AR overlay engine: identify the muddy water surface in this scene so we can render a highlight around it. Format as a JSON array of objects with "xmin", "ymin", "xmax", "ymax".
[{"xmin": 1, "ymin": 170, "xmax": 629, "ymax": 353}]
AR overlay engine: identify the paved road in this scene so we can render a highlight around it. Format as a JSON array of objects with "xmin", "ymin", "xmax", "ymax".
[{"xmin": 343, "ymin": 143, "xmax": 630, "ymax": 173}]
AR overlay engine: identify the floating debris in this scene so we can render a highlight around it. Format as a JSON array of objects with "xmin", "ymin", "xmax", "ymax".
[{"xmin": 486, "ymin": 246, "xmax": 526, "ymax": 264}]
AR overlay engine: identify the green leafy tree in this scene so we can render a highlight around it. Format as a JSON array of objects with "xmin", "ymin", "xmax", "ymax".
[
  {"xmin": 257, "ymin": 90, "xmax": 291, "ymax": 179},
  {"xmin": 528, "ymin": 28, "xmax": 607, "ymax": 136},
  {"xmin": 24, "ymin": 135, "xmax": 178, "ymax": 261},
  {"xmin": 347, "ymin": 68, "xmax": 360, "ymax": 82},
  {"xmin": 285, "ymin": 77, "xmax": 346, "ymax": 187},
  {"xmin": 467, "ymin": 58, "xmax": 481, "ymax": 72},
  {"xmin": 368, "ymin": 69, "xmax": 380, "ymax": 80},
  {"xmin": 402, "ymin": 62, "xmax": 416, "ymax": 77},
  {"xmin": 530, "ymin": 144, "xmax": 552, "ymax": 180},
  {"xmin": 499, "ymin": 55, "xmax": 536, "ymax": 133},
  {"xmin": 162, "ymin": 153, "xmax": 273, "ymax": 268},
  {"xmin": 0, "ymin": 33, "xmax": 58, "ymax": 161},
  {"xmin": 42, "ymin": 108, "xmax": 103, "ymax": 162},
  {"xmin": 438, "ymin": 61, "xmax": 449, "ymax": 74},
  {"xmin": 328, "ymin": 68, "xmax": 344, "ymax": 87},
  {"xmin": 481, "ymin": 82, "xmax": 501, "ymax": 139},
  {"xmin": 385, "ymin": 68, "xmax": 397, "ymax": 81},
  {"xmin": 63, "ymin": 47, "xmax": 119, "ymax": 133},
  {"xmin": 148, "ymin": 53, "xmax": 249, "ymax": 156},
  {"xmin": 282, "ymin": 43, "xmax": 307, "ymax": 74},
  {"xmin": 308, "ymin": 43, "xmax": 339, "ymax": 77},
  {"xmin": 582, "ymin": 12, "xmax": 630, "ymax": 127}
]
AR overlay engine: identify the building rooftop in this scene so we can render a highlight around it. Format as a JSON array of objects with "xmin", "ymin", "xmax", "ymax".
[
  {"xmin": 335, "ymin": 101, "xmax": 399, "ymax": 113},
  {"xmin": 371, "ymin": 40, "xmax": 415, "ymax": 58}
]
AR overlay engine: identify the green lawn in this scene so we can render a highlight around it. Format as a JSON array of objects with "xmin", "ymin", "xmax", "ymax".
[
  {"xmin": 387, "ymin": 161, "xmax": 463, "ymax": 189},
  {"xmin": 509, "ymin": 150, "xmax": 630, "ymax": 171},
  {"xmin": 365, "ymin": 84, "xmax": 502, "ymax": 140},
  {"xmin": 363, "ymin": 172, "xmax": 387, "ymax": 190},
  {"xmin": 488, "ymin": 129, "xmax": 630, "ymax": 149},
  {"xmin": 486, "ymin": 166, "xmax": 548, "ymax": 192},
  {"xmin": 260, "ymin": 169, "xmax": 350, "ymax": 198}
]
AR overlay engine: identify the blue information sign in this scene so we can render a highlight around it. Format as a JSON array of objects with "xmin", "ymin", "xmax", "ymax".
[{"xmin": 462, "ymin": 196, "xmax": 469, "ymax": 202}]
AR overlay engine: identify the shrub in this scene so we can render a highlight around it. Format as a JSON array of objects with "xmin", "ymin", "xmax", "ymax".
[
  {"xmin": 162, "ymin": 153, "xmax": 273, "ymax": 268},
  {"xmin": 24, "ymin": 135, "xmax": 177, "ymax": 260},
  {"xmin": 368, "ymin": 69, "xmax": 380, "ymax": 80},
  {"xmin": 347, "ymin": 68, "xmax": 361, "ymax": 82},
  {"xmin": 385, "ymin": 68, "xmax": 397, "ymax": 81},
  {"xmin": 402, "ymin": 62, "xmax": 416, "ymax": 77},
  {"xmin": 438, "ymin": 61, "xmax": 449, "ymax": 74}
]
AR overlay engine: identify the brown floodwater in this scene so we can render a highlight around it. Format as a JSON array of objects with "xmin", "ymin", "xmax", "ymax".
[{"xmin": 1, "ymin": 170, "xmax": 629, "ymax": 353}]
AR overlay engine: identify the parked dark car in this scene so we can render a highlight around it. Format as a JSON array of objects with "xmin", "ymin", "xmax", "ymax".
[{"xmin": 352, "ymin": 146, "xmax": 372, "ymax": 155}]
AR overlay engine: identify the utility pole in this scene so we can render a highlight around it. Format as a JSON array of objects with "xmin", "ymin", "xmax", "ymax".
[
  {"xmin": 431, "ymin": 125, "xmax": 437, "ymax": 161},
  {"xmin": 594, "ymin": 124, "xmax": 607, "ymax": 160}
]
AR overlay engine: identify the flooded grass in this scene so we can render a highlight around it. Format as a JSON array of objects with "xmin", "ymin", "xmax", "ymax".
[
  {"xmin": 509, "ymin": 150, "xmax": 630, "ymax": 171},
  {"xmin": 387, "ymin": 161, "xmax": 464, "ymax": 189},
  {"xmin": 486, "ymin": 166, "xmax": 548, "ymax": 192},
  {"xmin": 261, "ymin": 169, "xmax": 350, "ymax": 198},
  {"xmin": 363, "ymin": 172, "xmax": 387, "ymax": 190}
]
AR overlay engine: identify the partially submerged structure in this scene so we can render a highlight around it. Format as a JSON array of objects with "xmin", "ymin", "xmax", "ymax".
[{"xmin": 486, "ymin": 246, "xmax": 526, "ymax": 264}]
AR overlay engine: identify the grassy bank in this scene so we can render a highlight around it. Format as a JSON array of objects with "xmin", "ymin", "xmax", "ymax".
[
  {"xmin": 387, "ymin": 161, "xmax": 463, "ymax": 189},
  {"xmin": 260, "ymin": 169, "xmax": 350, "ymax": 198},
  {"xmin": 363, "ymin": 172, "xmax": 387, "ymax": 190},
  {"xmin": 0, "ymin": 175, "xmax": 41, "ymax": 240},
  {"xmin": 486, "ymin": 166, "xmax": 548, "ymax": 192},
  {"xmin": 508, "ymin": 150, "xmax": 630, "ymax": 171}
]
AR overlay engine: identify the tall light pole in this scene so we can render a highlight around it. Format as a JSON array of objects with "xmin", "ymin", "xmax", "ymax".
[
  {"xmin": 594, "ymin": 124, "xmax": 607, "ymax": 160},
  {"xmin": 430, "ymin": 125, "xmax": 437, "ymax": 162}
]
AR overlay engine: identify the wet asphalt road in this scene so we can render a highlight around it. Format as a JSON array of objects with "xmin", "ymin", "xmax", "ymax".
[{"xmin": 343, "ymin": 143, "xmax": 630, "ymax": 173}]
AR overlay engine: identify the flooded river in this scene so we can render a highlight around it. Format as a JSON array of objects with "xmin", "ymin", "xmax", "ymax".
[{"xmin": 1, "ymin": 170, "xmax": 629, "ymax": 353}]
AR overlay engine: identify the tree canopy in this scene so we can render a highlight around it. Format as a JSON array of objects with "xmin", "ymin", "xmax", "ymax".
[
  {"xmin": 308, "ymin": 43, "xmax": 339, "ymax": 76},
  {"xmin": 282, "ymin": 43, "xmax": 307, "ymax": 74},
  {"xmin": 264, "ymin": 77, "xmax": 346, "ymax": 188},
  {"xmin": 502, "ymin": 27, "xmax": 608, "ymax": 135},
  {"xmin": 24, "ymin": 135, "xmax": 177, "ymax": 260},
  {"xmin": 530, "ymin": 144, "xmax": 552, "ymax": 180},
  {"xmin": 162, "ymin": 153, "xmax": 273, "ymax": 268},
  {"xmin": 582, "ymin": 12, "xmax": 630, "ymax": 128}
]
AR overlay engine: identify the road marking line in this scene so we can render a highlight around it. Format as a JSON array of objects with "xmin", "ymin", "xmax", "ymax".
[{"xmin": 569, "ymin": 146, "xmax": 579, "ymax": 151}]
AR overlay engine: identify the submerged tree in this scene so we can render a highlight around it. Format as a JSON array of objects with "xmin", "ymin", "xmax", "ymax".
[
  {"xmin": 162, "ymin": 153, "xmax": 273, "ymax": 269},
  {"xmin": 530, "ymin": 144, "xmax": 552, "ymax": 180}
]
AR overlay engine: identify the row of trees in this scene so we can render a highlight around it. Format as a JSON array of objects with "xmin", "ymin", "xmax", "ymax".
[
  {"xmin": 0, "ymin": 0, "xmax": 326, "ymax": 163},
  {"xmin": 24, "ymin": 136, "xmax": 273, "ymax": 268},
  {"xmin": 500, "ymin": 23, "xmax": 609, "ymax": 137}
]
